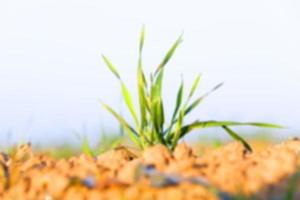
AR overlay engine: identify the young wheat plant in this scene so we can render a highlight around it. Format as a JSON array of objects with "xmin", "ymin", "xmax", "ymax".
[{"xmin": 101, "ymin": 26, "xmax": 282, "ymax": 151}]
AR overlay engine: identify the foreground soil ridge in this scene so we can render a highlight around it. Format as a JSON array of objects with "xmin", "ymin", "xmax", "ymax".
[{"xmin": 1, "ymin": 139, "xmax": 300, "ymax": 200}]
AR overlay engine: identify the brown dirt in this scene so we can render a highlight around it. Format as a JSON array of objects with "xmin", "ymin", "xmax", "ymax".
[{"xmin": 1, "ymin": 139, "xmax": 300, "ymax": 200}]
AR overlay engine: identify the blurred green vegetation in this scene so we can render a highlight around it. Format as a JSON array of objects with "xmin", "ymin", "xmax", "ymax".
[{"xmin": 0, "ymin": 129, "xmax": 287, "ymax": 159}]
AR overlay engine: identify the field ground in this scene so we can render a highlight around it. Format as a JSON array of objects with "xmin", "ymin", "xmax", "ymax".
[{"xmin": 0, "ymin": 138, "xmax": 300, "ymax": 200}]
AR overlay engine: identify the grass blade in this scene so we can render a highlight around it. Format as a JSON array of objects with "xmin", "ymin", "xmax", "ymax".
[
  {"xmin": 102, "ymin": 55, "xmax": 121, "ymax": 80},
  {"xmin": 171, "ymin": 109, "xmax": 184, "ymax": 150},
  {"xmin": 149, "ymin": 69, "xmax": 165, "ymax": 141},
  {"xmin": 172, "ymin": 78, "xmax": 184, "ymax": 121},
  {"xmin": 150, "ymin": 98, "xmax": 165, "ymax": 144},
  {"xmin": 184, "ymin": 97, "xmax": 203, "ymax": 116},
  {"xmin": 179, "ymin": 120, "xmax": 284, "ymax": 138},
  {"xmin": 154, "ymin": 34, "xmax": 183, "ymax": 75},
  {"xmin": 121, "ymin": 82, "xmax": 139, "ymax": 127},
  {"xmin": 185, "ymin": 82, "xmax": 223, "ymax": 115},
  {"xmin": 138, "ymin": 72, "xmax": 148, "ymax": 128},
  {"xmin": 159, "ymin": 99, "xmax": 165, "ymax": 131},
  {"xmin": 165, "ymin": 82, "xmax": 224, "ymax": 134},
  {"xmin": 152, "ymin": 69, "xmax": 164, "ymax": 98},
  {"xmin": 100, "ymin": 101, "xmax": 141, "ymax": 148},
  {"xmin": 222, "ymin": 126, "xmax": 252, "ymax": 152},
  {"xmin": 188, "ymin": 74, "xmax": 201, "ymax": 100},
  {"xmin": 102, "ymin": 53, "xmax": 141, "ymax": 143},
  {"xmin": 152, "ymin": 99, "xmax": 161, "ymax": 130},
  {"xmin": 137, "ymin": 25, "xmax": 149, "ymax": 130},
  {"xmin": 138, "ymin": 25, "xmax": 148, "ymax": 88},
  {"xmin": 95, "ymin": 134, "xmax": 124, "ymax": 154},
  {"xmin": 165, "ymin": 78, "xmax": 184, "ymax": 140},
  {"xmin": 82, "ymin": 136, "xmax": 95, "ymax": 157},
  {"xmin": 102, "ymin": 54, "xmax": 140, "ymax": 134},
  {"xmin": 139, "ymin": 25, "xmax": 145, "ymax": 53},
  {"xmin": 150, "ymin": 59, "xmax": 166, "ymax": 143}
]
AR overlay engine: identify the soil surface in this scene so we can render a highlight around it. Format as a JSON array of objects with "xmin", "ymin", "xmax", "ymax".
[{"xmin": 1, "ymin": 139, "xmax": 300, "ymax": 200}]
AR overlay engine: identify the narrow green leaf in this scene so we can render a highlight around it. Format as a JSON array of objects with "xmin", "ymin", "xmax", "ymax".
[
  {"xmin": 100, "ymin": 101, "xmax": 141, "ymax": 147},
  {"xmin": 222, "ymin": 126, "xmax": 252, "ymax": 152},
  {"xmin": 184, "ymin": 97, "xmax": 204, "ymax": 116},
  {"xmin": 154, "ymin": 34, "xmax": 183, "ymax": 75},
  {"xmin": 121, "ymin": 82, "xmax": 139, "ymax": 127},
  {"xmin": 188, "ymin": 74, "xmax": 201, "ymax": 100},
  {"xmin": 138, "ymin": 25, "xmax": 147, "ymax": 87},
  {"xmin": 82, "ymin": 136, "xmax": 95, "ymax": 157},
  {"xmin": 158, "ymin": 99, "xmax": 165, "ymax": 130},
  {"xmin": 111, "ymin": 138, "xmax": 123, "ymax": 149},
  {"xmin": 166, "ymin": 83, "xmax": 223, "ymax": 134},
  {"xmin": 185, "ymin": 82, "xmax": 223, "ymax": 115},
  {"xmin": 139, "ymin": 25, "xmax": 145, "ymax": 53},
  {"xmin": 152, "ymin": 69, "xmax": 164, "ymax": 98},
  {"xmin": 138, "ymin": 70, "xmax": 148, "ymax": 129},
  {"xmin": 179, "ymin": 120, "xmax": 284, "ymax": 138},
  {"xmin": 138, "ymin": 56, "xmax": 148, "ymax": 88},
  {"xmin": 152, "ymin": 99, "xmax": 160, "ymax": 132},
  {"xmin": 150, "ymin": 60, "xmax": 166, "ymax": 141},
  {"xmin": 137, "ymin": 25, "xmax": 150, "ymax": 133},
  {"xmin": 102, "ymin": 55, "xmax": 121, "ymax": 80},
  {"xmin": 150, "ymin": 73, "xmax": 154, "ymax": 84},
  {"xmin": 96, "ymin": 134, "xmax": 124, "ymax": 154},
  {"xmin": 172, "ymin": 78, "xmax": 184, "ymax": 121},
  {"xmin": 150, "ymin": 99, "xmax": 159, "ymax": 134},
  {"xmin": 150, "ymin": 98, "xmax": 165, "ymax": 144},
  {"xmin": 165, "ymin": 79, "xmax": 184, "ymax": 139},
  {"xmin": 149, "ymin": 69, "xmax": 165, "ymax": 141},
  {"xmin": 165, "ymin": 82, "xmax": 223, "ymax": 139},
  {"xmin": 171, "ymin": 109, "xmax": 184, "ymax": 150},
  {"xmin": 142, "ymin": 71, "xmax": 148, "ymax": 88}
]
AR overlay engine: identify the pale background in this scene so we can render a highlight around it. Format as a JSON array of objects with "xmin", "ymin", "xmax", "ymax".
[{"xmin": 0, "ymin": 0, "xmax": 299, "ymax": 146}]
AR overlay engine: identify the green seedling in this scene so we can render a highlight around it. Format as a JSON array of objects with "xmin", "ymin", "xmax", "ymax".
[
  {"xmin": 95, "ymin": 133, "xmax": 124, "ymax": 154},
  {"xmin": 101, "ymin": 26, "xmax": 282, "ymax": 151},
  {"xmin": 73, "ymin": 128, "xmax": 124, "ymax": 157},
  {"xmin": 81, "ymin": 135, "xmax": 95, "ymax": 157}
]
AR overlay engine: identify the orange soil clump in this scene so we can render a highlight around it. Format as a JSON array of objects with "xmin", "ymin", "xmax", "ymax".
[{"xmin": 0, "ymin": 139, "xmax": 300, "ymax": 200}]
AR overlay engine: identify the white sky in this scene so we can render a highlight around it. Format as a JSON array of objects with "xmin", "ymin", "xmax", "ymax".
[{"xmin": 0, "ymin": 0, "xmax": 299, "ymax": 145}]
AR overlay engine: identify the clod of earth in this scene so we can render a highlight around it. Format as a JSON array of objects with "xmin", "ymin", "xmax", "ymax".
[{"xmin": 0, "ymin": 139, "xmax": 300, "ymax": 200}]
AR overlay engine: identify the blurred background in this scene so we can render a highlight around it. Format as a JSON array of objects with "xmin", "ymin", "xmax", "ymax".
[{"xmin": 0, "ymin": 0, "xmax": 299, "ymax": 146}]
